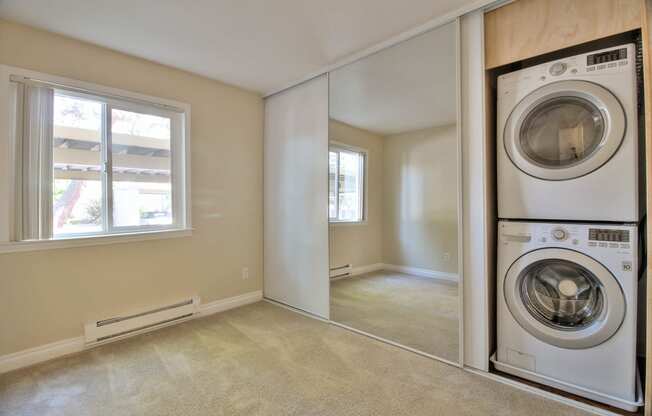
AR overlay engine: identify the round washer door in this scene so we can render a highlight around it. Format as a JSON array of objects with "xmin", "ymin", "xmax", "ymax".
[
  {"xmin": 504, "ymin": 248, "xmax": 625, "ymax": 349},
  {"xmin": 504, "ymin": 80, "xmax": 626, "ymax": 181}
]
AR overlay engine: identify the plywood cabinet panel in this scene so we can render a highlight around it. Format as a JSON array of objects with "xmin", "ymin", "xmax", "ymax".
[{"xmin": 485, "ymin": 0, "xmax": 642, "ymax": 69}]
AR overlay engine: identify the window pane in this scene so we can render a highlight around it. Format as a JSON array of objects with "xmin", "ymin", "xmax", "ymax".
[
  {"xmin": 337, "ymin": 151, "xmax": 363, "ymax": 221},
  {"xmin": 329, "ymin": 151, "xmax": 338, "ymax": 219},
  {"xmin": 52, "ymin": 93, "xmax": 103, "ymax": 235},
  {"xmin": 111, "ymin": 108, "xmax": 172, "ymax": 227}
]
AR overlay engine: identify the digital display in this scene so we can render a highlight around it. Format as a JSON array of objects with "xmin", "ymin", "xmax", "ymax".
[
  {"xmin": 587, "ymin": 48, "xmax": 627, "ymax": 66},
  {"xmin": 588, "ymin": 228, "xmax": 630, "ymax": 242}
]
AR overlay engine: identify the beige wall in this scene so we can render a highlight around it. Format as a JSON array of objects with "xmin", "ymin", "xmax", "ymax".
[
  {"xmin": 382, "ymin": 124, "xmax": 458, "ymax": 274},
  {"xmin": 0, "ymin": 20, "xmax": 264, "ymax": 356},
  {"xmin": 328, "ymin": 120, "xmax": 383, "ymax": 269}
]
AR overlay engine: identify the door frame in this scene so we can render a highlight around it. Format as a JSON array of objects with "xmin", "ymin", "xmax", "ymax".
[{"xmin": 640, "ymin": 1, "xmax": 652, "ymax": 414}]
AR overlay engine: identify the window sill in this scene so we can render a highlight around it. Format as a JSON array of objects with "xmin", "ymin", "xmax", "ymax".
[
  {"xmin": 329, "ymin": 221, "xmax": 367, "ymax": 227},
  {"xmin": 0, "ymin": 228, "xmax": 193, "ymax": 254}
]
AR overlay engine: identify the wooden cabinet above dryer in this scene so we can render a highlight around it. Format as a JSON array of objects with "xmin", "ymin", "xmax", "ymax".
[{"xmin": 484, "ymin": 0, "xmax": 643, "ymax": 69}]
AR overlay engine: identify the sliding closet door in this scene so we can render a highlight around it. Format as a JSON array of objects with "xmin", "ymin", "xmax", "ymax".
[{"xmin": 264, "ymin": 75, "xmax": 330, "ymax": 319}]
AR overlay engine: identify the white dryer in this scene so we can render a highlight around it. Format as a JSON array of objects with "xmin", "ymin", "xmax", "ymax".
[
  {"xmin": 497, "ymin": 44, "xmax": 643, "ymax": 222},
  {"xmin": 493, "ymin": 220, "xmax": 642, "ymax": 411}
]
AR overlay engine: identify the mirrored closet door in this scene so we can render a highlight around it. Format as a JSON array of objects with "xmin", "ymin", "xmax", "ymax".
[{"xmin": 328, "ymin": 21, "xmax": 461, "ymax": 363}]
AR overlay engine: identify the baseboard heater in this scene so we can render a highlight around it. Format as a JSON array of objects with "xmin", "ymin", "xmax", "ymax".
[
  {"xmin": 330, "ymin": 264, "xmax": 352, "ymax": 279},
  {"xmin": 84, "ymin": 296, "xmax": 200, "ymax": 345}
]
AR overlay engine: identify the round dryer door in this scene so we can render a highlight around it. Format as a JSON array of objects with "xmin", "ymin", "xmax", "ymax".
[
  {"xmin": 504, "ymin": 80, "xmax": 626, "ymax": 180},
  {"xmin": 504, "ymin": 248, "xmax": 625, "ymax": 349}
]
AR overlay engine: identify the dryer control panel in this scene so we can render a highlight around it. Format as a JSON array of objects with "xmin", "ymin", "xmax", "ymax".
[
  {"xmin": 497, "ymin": 43, "xmax": 634, "ymax": 91},
  {"xmin": 585, "ymin": 47, "xmax": 629, "ymax": 73},
  {"xmin": 587, "ymin": 47, "xmax": 627, "ymax": 66}
]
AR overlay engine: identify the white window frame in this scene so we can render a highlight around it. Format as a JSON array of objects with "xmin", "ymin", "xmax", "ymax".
[
  {"xmin": 0, "ymin": 65, "xmax": 192, "ymax": 253},
  {"xmin": 328, "ymin": 141, "xmax": 367, "ymax": 225}
]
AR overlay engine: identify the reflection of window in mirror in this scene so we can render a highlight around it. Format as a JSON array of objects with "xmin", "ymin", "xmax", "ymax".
[{"xmin": 329, "ymin": 143, "xmax": 366, "ymax": 223}]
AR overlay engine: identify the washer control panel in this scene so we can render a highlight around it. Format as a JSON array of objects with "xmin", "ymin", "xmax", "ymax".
[
  {"xmin": 535, "ymin": 225, "xmax": 581, "ymax": 246},
  {"xmin": 588, "ymin": 228, "xmax": 631, "ymax": 249},
  {"xmin": 499, "ymin": 221, "xmax": 635, "ymax": 254}
]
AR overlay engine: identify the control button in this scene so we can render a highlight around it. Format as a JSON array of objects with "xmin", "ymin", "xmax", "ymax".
[
  {"xmin": 552, "ymin": 228, "xmax": 567, "ymax": 241},
  {"xmin": 587, "ymin": 66, "xmax": 595, "ymax": 72},
  {"xmin": 609, "ymin": 243, "xmax": 619, "ymax": 248},
  {"xmin": 597, "ymin": 64, "xmax": 606, "ymax": 70},
  {"xmin": 572, "ymin": 239, "xmax": 579, "ymax": 245},
  {"xmin": 549, "ymin": 62, "xmax": 567, "ymax": 76},
  {"xmin": 598, "ymin": 242, "xmax": 608, "ymax": 247},
  {"xmin": 570, "ymin": 68, "xmax": 578, "ymax": 74},
  {"xmin": 588, "ymin": 242, "xmax": 597, "ymax": 247},
  {"xmin": 620, "ymin": 243, "xmax": 631, "ymax": 249},
  {"xmin": 623, "ymin": 261, "xmax": 632, "ymax": 272},
  {"xmin": 539, "ymin": 76, "xmax": 546, "ymax": 81}
]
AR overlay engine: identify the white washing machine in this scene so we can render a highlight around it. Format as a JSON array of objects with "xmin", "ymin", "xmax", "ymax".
[
  {"xmin": 497, "ymin": 44, "xmax": 643, "ymax": 222},
  {"xmin": 493, "ymin": 220, "xmax": 642, "ymax": 411}
]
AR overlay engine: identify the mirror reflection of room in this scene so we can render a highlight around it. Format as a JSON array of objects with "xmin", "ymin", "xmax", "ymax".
[{"xmin": 328, "ymin": 22, "xmax": 460, "ymax": 363}]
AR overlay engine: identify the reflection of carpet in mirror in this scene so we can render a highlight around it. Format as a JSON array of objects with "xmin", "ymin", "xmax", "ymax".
[{"xmin": 331, "ymin": 270, "xmax": 459, "ymax": 362}]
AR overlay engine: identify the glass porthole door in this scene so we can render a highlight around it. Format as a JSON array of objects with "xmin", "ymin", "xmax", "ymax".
[
  {"xmin": 504, "ymin": 80, "xmax": 626, "ymax": 180},
  {"xmin": 520, "ymin": 259, "xmax": 604, "ymax": 330},
  {"xmin": 504, "ymin": 248, "xmax": 625, "ymax": 349}
]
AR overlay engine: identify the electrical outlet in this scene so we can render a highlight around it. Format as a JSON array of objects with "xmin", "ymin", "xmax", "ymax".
[
  {"xmin": 242, "ymin": 267, "xmax": 249, "ymax": 280},
  {"xmin": 443, "ymin": 252, "xmax": 451, "ymax": 262}
]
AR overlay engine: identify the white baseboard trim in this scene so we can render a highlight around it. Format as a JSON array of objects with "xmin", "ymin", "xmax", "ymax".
[
  {"xmin": 0, "ymin": 336, "xmax": 86, "ymax": 375},
  {"xmin": 330, "ymin": 263, "xmax": 458, "ymax": 283},
  {"xmin": 198, "ymin": 290, "xmax": 263, "ymax": 316},
  {"xmin": 350, "ymin": 263, "xmax": 384, "ymax": 276},
  {"xmin": 0, "ymin": 290, "xmax": 263, "ymax": 374},
  {"xmin": 382, "ymin": 264, "xmax": 459, "ymax": 283},
  {"xmin": 329, "ymin": 263, "xmax": 384, "ymax": 281}
]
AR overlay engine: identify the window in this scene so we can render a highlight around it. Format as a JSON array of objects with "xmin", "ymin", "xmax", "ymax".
[
  {"xmin": 10, "ymin": 74, "xmax": 189, "ymax": 242},
  {"xmin": 329, "ymin": 145, "xmax": 365, "ymax": 223}
]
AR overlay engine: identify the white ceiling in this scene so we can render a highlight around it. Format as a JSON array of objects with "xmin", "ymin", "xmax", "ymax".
[
  {"xmin": 330, "ymin": 23, "xmax": 457, "ymax": 136},
  {"xmin": 0, "ymin": 0, "xmax": 479, "ymax": 94}
]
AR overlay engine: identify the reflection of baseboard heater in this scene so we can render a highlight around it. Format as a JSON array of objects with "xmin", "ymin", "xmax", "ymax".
[
  {"xmin": 330, "ymin": 264, "xmax": 352, "ymax": 279},
  {"xmin": 84, "ymin": 296, "xmax": 200, "ymax": 345}
]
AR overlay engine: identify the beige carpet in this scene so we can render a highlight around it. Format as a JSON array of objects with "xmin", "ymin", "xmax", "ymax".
[
  {"xmin": 0, "ymin": 301, "xmax": 589, "ymax": 416},
  {"xmin": 331, "ymin": 270, "xmax": 459, "ymax": 362}
]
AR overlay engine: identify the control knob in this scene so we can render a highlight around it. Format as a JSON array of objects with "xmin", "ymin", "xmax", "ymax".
[
  {"xmin": 552, "ymin": 228, "xmax": 568, "ymax": 241},
  {"xmin": 549, "ymin": 62, "xmax": 567, "ymax": 76}
]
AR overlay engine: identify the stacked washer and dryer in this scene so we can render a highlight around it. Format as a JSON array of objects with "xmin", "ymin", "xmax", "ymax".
[{"xmin": 493, "ymin": 44, "xmax": 645, "ymax": 411}]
